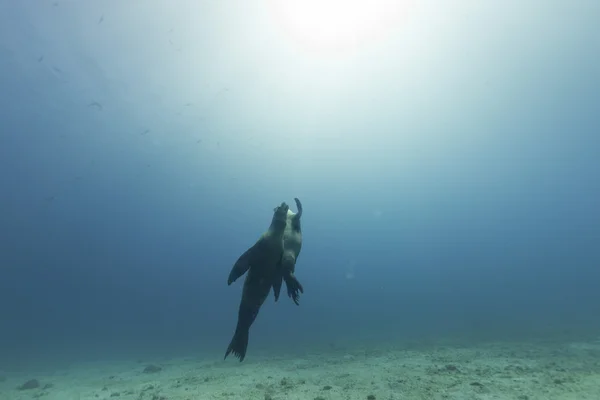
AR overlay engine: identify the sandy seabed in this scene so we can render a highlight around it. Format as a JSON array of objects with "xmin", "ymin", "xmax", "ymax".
[{"xmin": 2, "ymin": 339, "xmax": 600, "ymax": 400}]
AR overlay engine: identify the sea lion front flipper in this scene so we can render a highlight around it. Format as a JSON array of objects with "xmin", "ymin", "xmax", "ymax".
[
  {"xmin": 292, "ymin": 197, "xmax": 303, "ymax": 231},
  {"xmin": 272, "ymin": 253, "xmax": 284, "ymax": 301},
  {"xmin": 293, "ymin": 197, "xmax": 303, "ymax": 217},
  {"xmin": 272, "ymin": 274, "xmax": 284, "ymax": 302},
  {"xmin": 227, "ymin": 244, "xmax": 256, "ymax": 285}
]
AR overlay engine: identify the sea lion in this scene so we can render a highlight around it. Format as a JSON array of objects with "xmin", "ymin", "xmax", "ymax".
[
  {"xmin": 272, "ymin": 197, "xmax": 304, "ymax": 305},
  {"xmin": 225, "ymin": 202, "xmax": 289, "ymax": 362}
]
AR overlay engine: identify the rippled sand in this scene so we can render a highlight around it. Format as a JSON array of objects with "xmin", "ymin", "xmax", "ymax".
[{"xmin": 2, "ymin": 339, "xmax": 599, "ymax": 400}]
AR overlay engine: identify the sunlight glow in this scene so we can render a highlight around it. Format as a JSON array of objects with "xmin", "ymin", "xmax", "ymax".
[{"xmin": 269, "ymin": 0, "xmax": 412, "ymax": 52}]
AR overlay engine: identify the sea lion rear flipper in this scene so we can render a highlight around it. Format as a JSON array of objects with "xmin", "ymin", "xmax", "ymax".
[
  {"xmin": 227, "ymin": 244, "xmax": 256, "ymax": 285},
  {"xmin": 284, "ymin": 273, "xmax": 304, "ymax": 306}
]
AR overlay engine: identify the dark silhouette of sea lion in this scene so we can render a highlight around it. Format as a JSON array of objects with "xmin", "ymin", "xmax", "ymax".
[
  {"xmin": 272, "ymin": 197, "xmax": 304, "ymax": 305},
  {"xmin": 225, "ymin": 202, "xmax": 290, "ymax": 361}
]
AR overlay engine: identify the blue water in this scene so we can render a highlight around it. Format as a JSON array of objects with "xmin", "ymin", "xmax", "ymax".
[{"xmin": 1, "ymin": 0, "xmax": 599, "ymax": 369}]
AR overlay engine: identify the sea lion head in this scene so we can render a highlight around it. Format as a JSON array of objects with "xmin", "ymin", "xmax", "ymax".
[{"xmin": 272, "ymin": 202, "xmax": 289, "ymax": 226}]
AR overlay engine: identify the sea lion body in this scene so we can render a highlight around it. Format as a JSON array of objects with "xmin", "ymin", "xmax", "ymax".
[
  {"xmin": 272, "ymin": 198, "xmax": 304, "ymax": 305},
  {"xmin": 225, "ymin": 202, "xmax": 289, "ymax": 361}
]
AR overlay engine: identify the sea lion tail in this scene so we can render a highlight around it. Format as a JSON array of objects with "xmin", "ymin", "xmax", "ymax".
[
  {"xmin": 224, "ymin": 326, "xmax": 250, "ymax": 362},
  {"xmin": 224, "ymin": 305, "xmax": 259, "ymax": 362}
]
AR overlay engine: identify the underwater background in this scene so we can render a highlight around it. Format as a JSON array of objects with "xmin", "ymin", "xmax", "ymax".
[{"xmin": 1, "ymin": 0, "xmax": 599, "ymax": 375}]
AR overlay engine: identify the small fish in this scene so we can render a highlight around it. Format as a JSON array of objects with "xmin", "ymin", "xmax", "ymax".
[
  {"xmin": 38, "ymin": 55, "xmax": 44, "ymax": 62},
  {"xmin": 141, "ymin": 129, "xmax": 150, "ymax": 135},
  {"xmin": 98, "ymin": 15, "xmax": 104, "ymax": 24},
  {"xmin": 168, "ymin": 39, "xmax": 181, "ymax": 52},
  {"xmin": 52, "ymin": 66, "xmax": 63, "ymax": 74},
  {"xmin": 88, "ymin": 101, "xmax": 103, "ymax": 110}
]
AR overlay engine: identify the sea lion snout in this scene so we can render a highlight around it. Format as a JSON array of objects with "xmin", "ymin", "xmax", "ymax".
[
  {"xmin": 271, "ymin": 202, "xmax": 290, "ymax": 227},
  {"xmin": 273, "ymin": 202, "xmax": 289, "ymax": 215}
]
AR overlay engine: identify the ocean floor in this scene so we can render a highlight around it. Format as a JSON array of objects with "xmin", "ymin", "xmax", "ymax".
[{"xmin": 2, "ymin": 339, "xmax": 600, "ymax": 400}]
